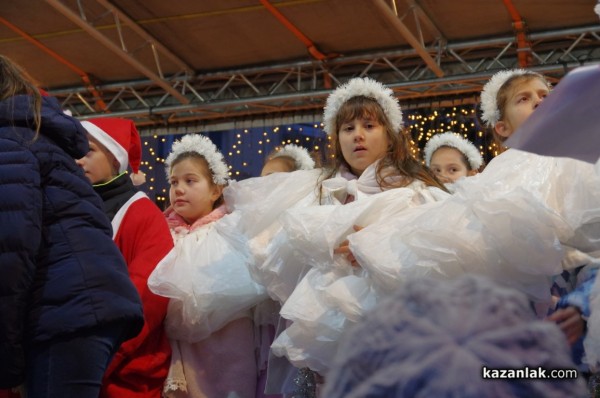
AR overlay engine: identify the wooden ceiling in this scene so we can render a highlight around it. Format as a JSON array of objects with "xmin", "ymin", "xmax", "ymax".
[{"xmin": 2, "ymin": 0, "xmax": 599, "ymax": 128}]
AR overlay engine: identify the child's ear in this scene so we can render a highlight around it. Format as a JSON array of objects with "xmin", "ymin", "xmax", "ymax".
[
  {"xmin": 210, "ymin": 184, "xmax": 224, "ymax": 202},
  {"xmin": 494, "ymin": 121, "xmax": 512, "ymax": 138},
  {"xmin": 467, "ymin": 169, "xmax": 478, "ymax": 177}
]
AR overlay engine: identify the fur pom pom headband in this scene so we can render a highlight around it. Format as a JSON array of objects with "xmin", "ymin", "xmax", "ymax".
[
  {"xmin": 322, "ymin": 77, "xmax": 403, "ymax": 135},
  {"xmin": 480, "ymin": 69, "xmax": 529, "ymax": 128},
  {"xmin": 271, "ymin": 144, "xmax": 315, "ymax": 170},
  {"xmin": 424, "ymin": 132, "xmax": 483, "ymax": 170},
  {"xmin": 165, "ymin": 134, "xmax": 230, "ymax": 185}
]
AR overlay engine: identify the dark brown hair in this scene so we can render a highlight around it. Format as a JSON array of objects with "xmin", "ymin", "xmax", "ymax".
[
  {"xmin": 169, "ymin": 152, "xmax": 225, "ymax": 209},
  {"xmin": 0, "ymin": 55, "xmax": 42, "ymax": 137},
  {"xmin": 321, "ymin": 96, "xmax": 445, "ymax": 198}
]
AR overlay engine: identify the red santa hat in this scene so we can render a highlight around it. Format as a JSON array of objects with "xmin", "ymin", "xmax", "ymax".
[{"xmin": 80, "ymin": 117, "xmax": 144, "ymax": 182}]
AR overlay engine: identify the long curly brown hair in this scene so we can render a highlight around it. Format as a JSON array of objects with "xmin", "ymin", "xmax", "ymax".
[{"xmin": 321, "ymin": 96, "xmax": 445, "ymax": 194}]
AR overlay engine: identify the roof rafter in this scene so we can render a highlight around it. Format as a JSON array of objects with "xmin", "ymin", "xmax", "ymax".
[
  {"xmin": 373, "ymin": 0, "xmax": 444, "ymax": 78},
  {"xmin": 48, "ymin": 24, "xmax": 600, "ymax": 127},
  {"xmin": 44, "ymin": 0, "xmax": 191, "ymax": 104}
]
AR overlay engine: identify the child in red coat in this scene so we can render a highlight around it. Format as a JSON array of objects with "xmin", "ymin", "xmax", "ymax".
[{"xmin": 78, "ymin": 117, "xmax": 174, "ymax": 397}]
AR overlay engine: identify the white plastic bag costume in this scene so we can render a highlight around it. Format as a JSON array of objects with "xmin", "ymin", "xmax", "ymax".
[
  {"xmin": 222, "ymin": 168, "xmax": 322, "ymax": 303},
  {"xmin": 269, "ymin": 162, "xmax": 449, "ymax": 372},
  {"xmin": 148, "ymin": 211, "xmax": 267, "ymax": 342},
  {"xmin": 350, "ymin": 149, "xmax": 600, "ymax": 311}
]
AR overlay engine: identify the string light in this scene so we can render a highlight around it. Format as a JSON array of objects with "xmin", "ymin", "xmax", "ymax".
[{"xmin": 137, "ymin": 105, "xmax": 491, "ymax": 207}]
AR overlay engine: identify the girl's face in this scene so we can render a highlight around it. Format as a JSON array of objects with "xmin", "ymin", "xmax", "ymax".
[
  {"xmin": 76, "ymin": 136, "xmax": 117, "ymax": 184},
  {"xmin": 429, "ymin": 146, "xmax": 475, "ymax": 183},
  {"xmin": 495, "ymin": 78, "xmax": 549, "ymax": 139},
  {"xmin": 338, "ymin": 117, "xmax": 389, "ymax": 176},
  {"xmin": 169, "ymin": 158, "xmax": 222, "ymax": 224}
]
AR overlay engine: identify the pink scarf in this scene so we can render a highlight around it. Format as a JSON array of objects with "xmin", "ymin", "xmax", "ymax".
[{"xmin": 164, "ymin": 204, "xmax": 228, "ymax": 235}]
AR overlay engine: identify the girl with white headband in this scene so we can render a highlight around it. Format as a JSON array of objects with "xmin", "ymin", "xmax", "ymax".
[
  {"xmin": 264, "ymin": 77, "xmax": 449, "ymax": 381},
  {"xmin": 423, "ymin": 131, "xmax": 483, "ymax": 184},
  {"xmin": 148, "ymin": 134, "xmax": 265, "ymax": 398},
  {"xmin": 317, "ymin": 76, "xmax": 444, "ymax": 203},
  {"xmin": 260, "ymin": 144, "xmax": 316, "ymax": 176},
  {"xmin": 480, "ymin": 69, "xmax": 598, "ymax": 357}
]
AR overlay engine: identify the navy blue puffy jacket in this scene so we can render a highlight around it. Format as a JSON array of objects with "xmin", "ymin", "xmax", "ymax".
[{"xmin": 0, "ymin": 95, "xmax": 143, "ymax": 388}]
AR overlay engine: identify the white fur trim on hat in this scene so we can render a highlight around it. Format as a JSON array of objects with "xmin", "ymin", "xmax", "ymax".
[
  {"xmin": 322, "ymin": 77, "xmax": 403, "ymax": 135},
  {"xmin": 424, "ymin": 132, "xmax": 483, "ymax": 170},
  {"xmin": 271, "ymin": 144, "xmax": 315, "ymax": 170},
  {"xmin": 81, "ymin": 120, "xmax": 129, "ymax": 173},
  {"xmin": 595, "ymin": 2, "xmax": 600, "ymax": 18},
  {"xmin": 165, "ymin": 134, "xmax": 230, "ymax": 185},
  {"xmin": 480, "ymin": 69, "xmax": 529, "ymax": 128}
]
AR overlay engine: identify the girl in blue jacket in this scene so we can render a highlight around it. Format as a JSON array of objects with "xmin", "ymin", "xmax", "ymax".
[{"xmin": 0, "ymin": 56, "xmax": 143, "ymax": 397}]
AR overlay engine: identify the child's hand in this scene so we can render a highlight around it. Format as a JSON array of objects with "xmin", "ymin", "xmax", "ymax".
[
  {"xmin": 333, "ymin": 225, "xmax": 363, "ymax": 267},
  {"xmin": 547, "ymin": 306, "xmax": 585, "ymax": 345}
]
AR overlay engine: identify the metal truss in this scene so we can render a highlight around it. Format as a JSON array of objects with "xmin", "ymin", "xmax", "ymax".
[
  {"xmin": 45, "ymin": 0, "xmax": 194, "ymax": 109},
  {"xmin": 47, "ymin": 6, "xmax": 600, "ymax": 127}
]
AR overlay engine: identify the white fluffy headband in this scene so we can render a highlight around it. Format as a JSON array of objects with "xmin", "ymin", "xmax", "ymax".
[
  {"xmin": 165, "ymin": 133, "xmax": 230, "ymax": 185},
  {"xmin": 480, "ymin": 69, "xmax": 529, "ymax": 128},
  {"xmin": 271, "ymin": 144, "xmax": 315, "ymax": 170},
  {"xmin": 322, "ymin": 77, "xmax": 403, "ymax": 135},
  {"xmin": 424, "ymin": 132, "xmax": 483, "ymax": 170}
]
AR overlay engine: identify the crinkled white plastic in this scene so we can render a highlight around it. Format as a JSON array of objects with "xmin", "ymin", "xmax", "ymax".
[
  {"xmin": 254, "ymin": 163, "xmax": 434, "ymax": 304},
  {"xmin": 271, "ymin": 183, "xmax": 446, "ymax": 371},
  {"xmin": 221, "ymin": 169, "xmax": 323, "ymax": 303},
  {"xmin": 350, "ymin": 150, "xmax": 600, "ymax": 307},
  {"xmin": 274, "ymin": 150, "xmax": 600, "ymax": 372},
  {"xmin": 223, "ymin": 168, "xmax": 322, "ymax": 238},
  {"xmin": 148, "ymin": 214, "xmax": 267, "ymax": 343}
]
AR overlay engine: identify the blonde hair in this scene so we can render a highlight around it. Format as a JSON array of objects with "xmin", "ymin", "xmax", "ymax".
[
  {"xmin": 264, "ymin": 155, "xmax": 296, "ymax": 172},
  {"xmin": 492, "ymin": 72, "xmax": 550, "ymax": 149},
  {"xmin": 0, "ymin": 55, "xmax": 43, "ymax": 138}
]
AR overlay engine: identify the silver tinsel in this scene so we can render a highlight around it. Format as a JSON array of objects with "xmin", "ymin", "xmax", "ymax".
[{"xmin": 290, "ymin": 367, "xmax": 316, "ymax": 398}]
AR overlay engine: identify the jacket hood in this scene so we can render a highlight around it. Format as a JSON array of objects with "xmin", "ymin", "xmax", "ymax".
[{"xmin": 0, "ymin": 95, "xmax": 90, "ymax": 158}]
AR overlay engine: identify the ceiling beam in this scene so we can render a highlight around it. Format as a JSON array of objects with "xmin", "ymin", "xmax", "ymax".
[
  {"xmin": 404, "ymin": 0, "xmax": 445, "ymax": 43},
  {"xmin": 45, "ymin": 24, "xmax": 599, "ymax": 126},
  {"xmin": 0, "ymin": 16, "xmax": 108, "ymax": 111},
  {"xmin": 501, "ymin": 0, "xmax": 532, "ymax": 67},
  {"xmin": 71, "ymin": 61, "xmax": 596, "ymax": 123},
  {"xmin": 373, "ymin": 0, "xmax": 444, "ymax": 77},
  {"xmin": 94, "ymin": 0, "xmax": 194, "ymax": 76},
  {"xmin": 44, "ymin": 0, "xmax": 190, "ymax": 104}
]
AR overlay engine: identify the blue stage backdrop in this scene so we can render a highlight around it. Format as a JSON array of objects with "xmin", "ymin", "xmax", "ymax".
[{"xmin": 137, "ymin": 104, "xmax": 493, "ymax": 209}]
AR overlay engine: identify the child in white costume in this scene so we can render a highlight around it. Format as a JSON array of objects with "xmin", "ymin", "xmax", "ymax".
[
  {"xmin": 245, "ymin": 143, "xmax": 321, "ymax": 300},
  {"xmin": 261, "ymin": 144, "xmax": 316, "ymax": 176},
  {"xmin": 348, "ymin": 70, "xmax": 600, "ymax": 341},
  {"xmin": 423, "ymin": 131, "xmax": 483, "ymax": 186},
  {"xmin": 148, "ymin": 134, "xmax": 266, "ymax": 398},
  {"xmin": 255, "ymin": 144, "xmax": 321, "ymax": 397},
  {"xmin": 268, "ymin": 77, "xmax": 449, "ymax": 374}
]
